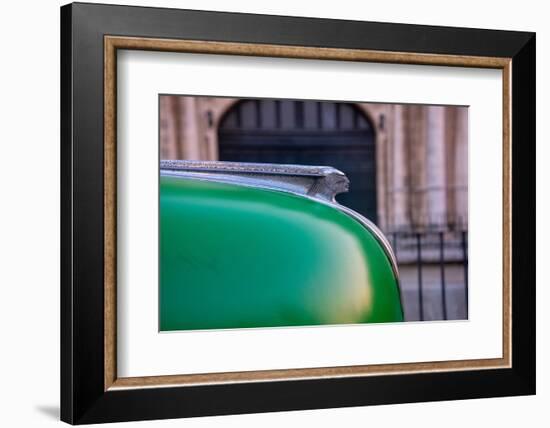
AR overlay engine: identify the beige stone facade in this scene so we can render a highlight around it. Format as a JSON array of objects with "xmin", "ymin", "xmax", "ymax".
[{"xmin": 160, "ymin": 96, "xmax": 467, "ymax": 233}]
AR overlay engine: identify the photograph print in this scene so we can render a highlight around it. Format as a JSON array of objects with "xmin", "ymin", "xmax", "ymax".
[{"xmin": 159, "ymin": 95, "xmax": 469, "ymax": 332}]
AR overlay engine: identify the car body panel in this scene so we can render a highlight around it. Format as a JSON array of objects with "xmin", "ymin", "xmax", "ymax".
[{"xmin": 160, "ymin": 168, "xmax": 403, "ymax": 331}]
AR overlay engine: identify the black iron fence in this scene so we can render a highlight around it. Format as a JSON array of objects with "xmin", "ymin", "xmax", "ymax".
[{"xmin": 387, "ymin": 228, "xmax": 468, "ymax": 322}]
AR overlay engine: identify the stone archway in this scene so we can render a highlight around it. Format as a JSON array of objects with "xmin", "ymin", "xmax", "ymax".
[{"xmin": 216, "ymin": 99, "xmax": 380, "ymax": 224}]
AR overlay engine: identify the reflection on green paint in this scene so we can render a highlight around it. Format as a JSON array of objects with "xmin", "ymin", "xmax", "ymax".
[{"xmin": 160, "ymin": 176, "xmax": 403, "ymax": 331}]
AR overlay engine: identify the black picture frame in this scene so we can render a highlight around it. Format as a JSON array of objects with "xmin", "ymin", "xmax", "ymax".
[{"xmin": 61, "ymin": 2, "xmax": 535, "ymax": 424}]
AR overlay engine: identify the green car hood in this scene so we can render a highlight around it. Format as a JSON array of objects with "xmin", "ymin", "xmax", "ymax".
[{"xmin": 160, "ymin": 161, "xmax": 403, "ymax": 331}]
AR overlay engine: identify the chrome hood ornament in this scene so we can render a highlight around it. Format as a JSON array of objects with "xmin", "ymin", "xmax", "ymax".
[{"xmin": 160, "ymin": 160, "xmax": 349, "ymax": 203}]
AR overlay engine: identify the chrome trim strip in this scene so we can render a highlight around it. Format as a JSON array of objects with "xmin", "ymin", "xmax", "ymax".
[
  {"xmin": 161, "ymin": 160, "xmax": 349, "ymax": 203},
  {"xmin": 162, "ymin": 159, "xmax": 343, "ymax": 178},
  {"xmin": 160, "ymin": 160, "xmax": 399, "ymax": 281}
]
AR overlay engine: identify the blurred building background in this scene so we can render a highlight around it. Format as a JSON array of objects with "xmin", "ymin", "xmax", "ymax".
[{"xmin": 160, "ymin": 96, "xmax": 468, "ymax": 321}]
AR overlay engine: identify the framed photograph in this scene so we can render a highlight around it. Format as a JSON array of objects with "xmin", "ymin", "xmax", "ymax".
[{"xmin": 60, "ymin": 2, "xmax": 535, "ymax": 424}]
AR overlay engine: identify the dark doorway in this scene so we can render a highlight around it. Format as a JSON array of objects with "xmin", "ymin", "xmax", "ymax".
[{"xmin": 218, "ymin": 99, "xmax": 378, "ymax": 224}]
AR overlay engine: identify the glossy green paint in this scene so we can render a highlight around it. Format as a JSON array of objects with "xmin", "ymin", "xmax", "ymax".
[{"xmin": 160, "ymin": 176, "xmax": 403, "ymax": 331}]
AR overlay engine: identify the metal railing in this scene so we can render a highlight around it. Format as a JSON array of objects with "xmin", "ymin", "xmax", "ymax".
[{"xmin": 388, "ymin": 228, "xmax": 468, "ymax": 321}]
